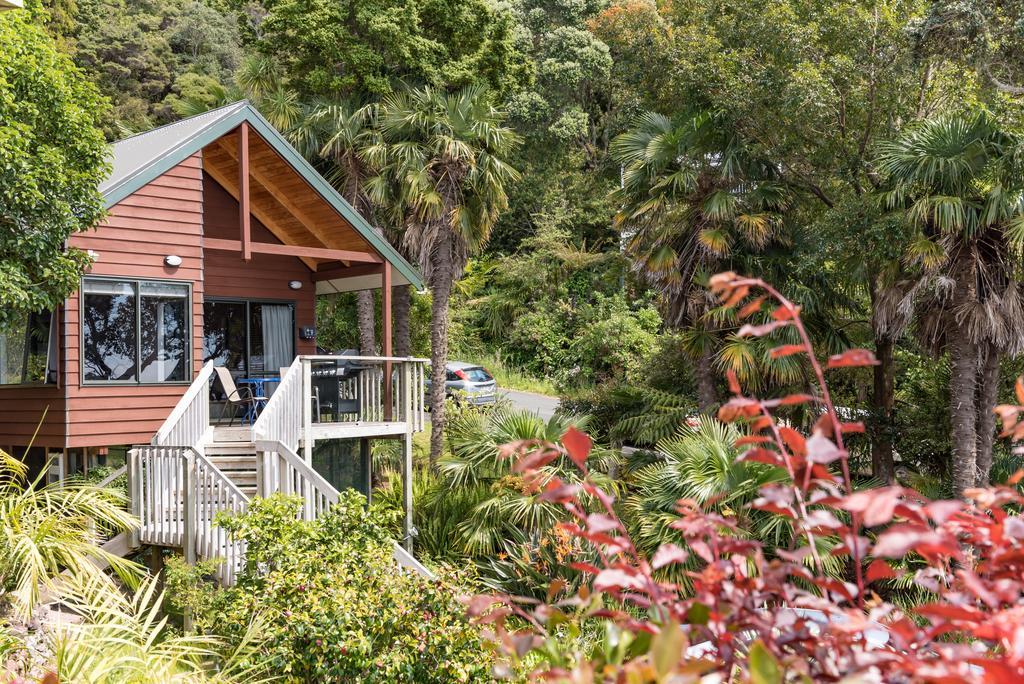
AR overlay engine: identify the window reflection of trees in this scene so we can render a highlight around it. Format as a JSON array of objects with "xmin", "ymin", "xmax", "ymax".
[
  {"xmin": 82, "ymin": 280, "xmax": 190, "ymax": 383},
  {"xmin": 83, "ymin": 285, "xmax": 137, "ymax": 381}
]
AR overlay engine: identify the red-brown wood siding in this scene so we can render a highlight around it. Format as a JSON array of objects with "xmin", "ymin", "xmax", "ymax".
[
  {"xmin": 202, "ymin": 172, "xmax": 316, "ymax": 354},
  {"xmin": 0, "ymin": 153, "xmax": 321, "ymax": 452},
  {"xmin": 62, "ymin": 154, "xmax": 205, "ymax": 448}
]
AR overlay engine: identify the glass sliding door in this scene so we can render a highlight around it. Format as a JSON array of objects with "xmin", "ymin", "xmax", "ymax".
[
  {"xmin": 203, "ymin": 300, "xmax": 294, "ymax": 377},
  {"xmin": 203, "ymin": 301, "xmax": 247, "ymax": 373}
]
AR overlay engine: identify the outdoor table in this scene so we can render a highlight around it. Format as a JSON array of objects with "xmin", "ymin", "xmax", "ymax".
[{"xmin": 237, "ymin": 377, "xmax": 269, "ymax": 424}]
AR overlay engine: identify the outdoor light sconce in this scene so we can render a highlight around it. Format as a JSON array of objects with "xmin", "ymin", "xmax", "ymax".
[
  {"xmin": 164, "ymin": 254, "xmax": 182, "ymax": 267},
  {"xmin": 288, "ymin": 280, "xmax": 303, "ymax": 290}
]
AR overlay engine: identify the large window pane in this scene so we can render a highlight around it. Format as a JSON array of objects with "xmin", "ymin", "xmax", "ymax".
[
  {"xmin": 0, "ymin": 311, "xmax": 55, "ymax": 385},
  {"xmin": 140, "ymin": 283, "xmax": 189, "ymax": 382},
  {"xmin": 83, "ymin": 280, "xmax": 137, "ymax": 381}
]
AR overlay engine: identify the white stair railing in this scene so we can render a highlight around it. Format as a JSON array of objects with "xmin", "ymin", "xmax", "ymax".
[
  {"xmin": 152, "ymin": 361, "xmax": 214, "ymax": 451},
  {"xmin": 252, "ymin": 356, "xmax": 303, "ymax": 452},
  {"xmin": 256, "ymin": 439, "xmax": 337, "ymax": 521},
  {"xmin": 129, "ymin": 445, "xmax": 249, "ymax": 585},
  {"xmin": 193, "ymin": 453, "xmax": 248, "ymax": 585}
]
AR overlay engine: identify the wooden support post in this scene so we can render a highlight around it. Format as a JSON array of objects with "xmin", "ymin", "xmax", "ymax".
[
  {"xmin": 239, "ymin": 122, "xmax": 251, "ymax": 262},
  {"xmin": 183, "ymin": 452, "xmax": 196, "ymax": 565},
  {"xmin": 402, "ymin": 431, "xmax": 414, "ymax": 554},
  {"xmin": 128, "ymin": 449, "xmax": 141, "ymax": 549},
  {"xmin": 401, "ymin": 361, "xmax": 413, "ymax": 552},
  {"xmin": 360, "ymin": 438, "xmax": 372, "ymax": 504},
  {"xmin": 302, "ymin": 358, "xmax": 313, "ymax": 464},
  {"xmin": 383, "ymin": 264, "xmax": 393, "ymax": 421}
]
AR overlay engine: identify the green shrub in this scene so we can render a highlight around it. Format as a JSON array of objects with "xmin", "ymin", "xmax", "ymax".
[{"xmin": 166, "ymin": 492, "xmax": 497, "ymax": 683}]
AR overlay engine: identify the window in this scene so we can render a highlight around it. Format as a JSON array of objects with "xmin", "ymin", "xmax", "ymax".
[
  {"xmin": 82, "ymin": 278, "xmax": 190, "ymax": 383},
  {"xmin": 0, "ymin": 311, "xmax": 57, "ymax": 385}
]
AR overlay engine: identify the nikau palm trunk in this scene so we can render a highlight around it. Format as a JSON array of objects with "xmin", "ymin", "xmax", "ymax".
[
  {"xmin": 356, "ymin": 290, "xmax": 376, "ymax": 354},
  {"xmin": 428, "ymin": 237, "xmax": 455, "ymax": 468},
  {"xmin": 696, "ymin": 345, "xmax": 717, "ymax": 413},
  {"xmin": 871, "ymin": 335, "xmax": 896, "ymax": 484},
  {"xmin": 394, "ymin": 284, "xmax": 412, "ymax": 357},
  {"xmin": 949, "ymin": 331, "xmax": 979, "ymax": 494},
  {"xmin": 975, "ymin": 342, "xmax": 1001, "ymax": 485}
]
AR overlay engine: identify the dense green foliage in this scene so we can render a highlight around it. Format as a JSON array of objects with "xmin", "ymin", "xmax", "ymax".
[
  {"xmin": 246, "ymin": 0, "xmax": 530, "ymax": 98},
  {"xmin": 166, "ymin": 493, "xmax": 496, "ymax": 683},
  {"xmin": 0, "ymin": 5, "xmax": 108, "ymax": 327}
]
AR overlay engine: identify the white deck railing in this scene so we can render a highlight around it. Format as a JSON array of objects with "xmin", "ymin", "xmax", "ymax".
[
  {"xmin": 152, "ymin": 361, "xmax": 214, "ymax": 451},
  {"xmin": 254, "ymin": 356, "xmax": 427, "ymax": 451},
  {"xmin": 129, "ymin": 445, "xmax": 248, "ymax": 585},
  {"xmin": 193, "ymin": 453, "xmax": 248, "ymax": 585}
]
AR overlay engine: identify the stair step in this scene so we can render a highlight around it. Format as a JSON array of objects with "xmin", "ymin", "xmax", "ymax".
[
  {"xmin": 205, "ymin": 455, "xmax": 258, "ymax": 466},
  {"xmin": 204, "ymin": 443, "xmax": 257, "ymax": 455},
  {"xmin": 211, "ymin": 427, "xmax": 254, "ymax": 442}
]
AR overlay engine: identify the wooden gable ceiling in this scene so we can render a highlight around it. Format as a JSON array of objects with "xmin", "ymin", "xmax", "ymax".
[{"xmin": 201, "ymin": 128, "xmax": 376, "ymax": 265}]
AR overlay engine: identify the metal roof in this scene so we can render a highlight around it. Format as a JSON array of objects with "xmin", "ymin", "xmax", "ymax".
[
  {"xmin": 100, "ymin": 101, "xmax": 248, "ymax": 199},
  {"xmin": 0, "ymin": 0, "xmax": 25, "ymax": 10},
  {"xmin": 99, "ymin": 101, "xmax": 424, "ymax": 290}
]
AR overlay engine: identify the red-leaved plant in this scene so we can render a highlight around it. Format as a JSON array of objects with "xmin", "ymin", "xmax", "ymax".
[{"xmin": 467, "ymin": 273, "xmax": 1024, "ymax": 683}]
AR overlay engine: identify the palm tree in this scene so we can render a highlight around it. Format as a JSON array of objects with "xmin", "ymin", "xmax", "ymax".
[
  {"xmin": 611, "ymin": 111, "xmax": 792, "ymax": 411},
  {"xmin": 291, "ymin": 100, "xmax": 384, "ymax": 354},
  {"xmin": 53, "ymin": 573, "xmax": 271, "ymax": 683},
  {"xmin": 876, "ymin": 113, "xmax": 1024, "ymax": 492},
  {"xmin": 437, "ymin": 405, "xmax": 616, "ymax": 557},
  {"xmin": 375, "ymin": 85, "xmax": 521, "ymax": 465},
  {"xmin": 622, "ymin": 416, "xmax": 789, "ymax": 557},
  {"xmin": 0, "ymin": 450, "xmax": 139, "ymax": 619}
]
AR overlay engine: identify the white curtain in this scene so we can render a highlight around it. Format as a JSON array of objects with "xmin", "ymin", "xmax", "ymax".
[{"xmin": 262, "ymin": 304, "xmax": 293, "ymax": 376}]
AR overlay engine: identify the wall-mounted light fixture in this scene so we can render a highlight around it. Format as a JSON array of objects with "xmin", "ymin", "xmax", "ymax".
[
  {"xmin": 288, "ymin": 280, "xmax": 303, "ymax": 290},
  {"xmin": 164, "ymin": 254, "xmax": 183, "ymax": 267}
]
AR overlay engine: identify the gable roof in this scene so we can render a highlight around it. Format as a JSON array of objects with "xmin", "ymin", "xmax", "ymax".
[{"xmin": 101, "ymin": 101, "xmax": 423, "ymax": 290}]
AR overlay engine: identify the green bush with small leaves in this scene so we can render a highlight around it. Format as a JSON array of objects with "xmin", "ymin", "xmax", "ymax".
[{"xmin": 166, "ymin": 492, "xmax": 497, "ymax": 683}]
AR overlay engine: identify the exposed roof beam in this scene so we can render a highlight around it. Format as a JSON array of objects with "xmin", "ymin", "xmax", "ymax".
[
  {"xmin": 202, "ymin": 156, "xmax": 318, "ymax": 270},
  {"xmin": 205, "ymin": 238, "xmax": 382, "ymax": 263},
  {"xmin": 215, "ymin": 137, "xmax": 365, "ymax": 265},
  {"xmin": 313, "ymin": 263, "xmax": 384, "ymax": 282}
]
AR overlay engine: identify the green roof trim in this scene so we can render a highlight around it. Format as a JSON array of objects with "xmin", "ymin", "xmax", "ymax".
[{"xmin": 100, "ymin": 101, "xmax": 424, "ymax": 290}]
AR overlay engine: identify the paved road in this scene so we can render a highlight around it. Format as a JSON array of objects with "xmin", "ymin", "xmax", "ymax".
[{"xmin": 502, "ymin": 389, "xmax": 560, "ymax": 421}]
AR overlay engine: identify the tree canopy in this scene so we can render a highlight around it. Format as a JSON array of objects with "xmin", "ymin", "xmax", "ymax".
[{"xmin": 0, "ymin": 4, "xmax": 108, "ymax": 327}]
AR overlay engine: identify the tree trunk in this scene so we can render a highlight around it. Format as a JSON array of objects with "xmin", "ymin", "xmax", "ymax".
[
  {"xmin": 394, "ymin": 284, "xmax": 412, "ymax": 357},
  {"xmin": 949, "ymin": 329, "xmax": 980, "ymax": 495},
  {"xmin": 695, "ymin": 345, "xmax": 717, "ymax": 413},
  {"xmin": 870, "ymin": 335, "xmax": 896, "ymax": 484},
  {"xmin": 975, "ymin": 342, "xmax": 1001, "ymax": 485},
  {"xmin": 427, "ymin": 239, "xmax": 454, "ymax": 469},
  {"xmin": 356, "ymin": 290, "xmax": 376, "ymax": 354}
]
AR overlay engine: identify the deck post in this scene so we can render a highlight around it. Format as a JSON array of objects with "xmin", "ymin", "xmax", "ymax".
[
  {"xmin": 301, "ymin": 358, "xmax": 313, "ymax": 464},
  {"xmin": 401, "ymin": 361, "xmax": 414, "ymax": 552},
  {"xmin": 128, "ymin": 449, "xmax": 141, "ymax": 549},
  {"xmin": 383, "ymin": 264, "xmax": 393, "ymax": 421},
  {"xmin": 183, "ymin": 450, "xmax": 196, "ymax": 565}
]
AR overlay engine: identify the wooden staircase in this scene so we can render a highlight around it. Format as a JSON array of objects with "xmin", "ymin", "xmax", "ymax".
[
  {"xmin": 204, "ymin": 426, "xmax": 260, "ymax": 497},
  {"xmin": 127, "ymin": 356, "xmax": 432, "ymax": 586}
]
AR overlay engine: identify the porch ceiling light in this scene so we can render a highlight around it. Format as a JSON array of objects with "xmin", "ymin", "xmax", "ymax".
[
  {"xmin": 164, "ymin": 254, "xmax": 183, "ymax": 267},
  {"xmin": 288, "ymin": 280, "xmax": 303, "ymax": 290}
]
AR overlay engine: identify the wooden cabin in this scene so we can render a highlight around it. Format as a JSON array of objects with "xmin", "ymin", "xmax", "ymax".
[{"xmin": 0, "ymin": 102, "xmax": 428, "ymax": 572}]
